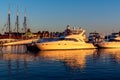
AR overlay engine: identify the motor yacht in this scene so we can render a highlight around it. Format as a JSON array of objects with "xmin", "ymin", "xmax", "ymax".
[
  {"xmin": 36, "ymin": 26, "xmax": 96, "ymax": 50},
  {"xmin": 98, "ymin": 32, "xmax": 120, "ymax": 48}
]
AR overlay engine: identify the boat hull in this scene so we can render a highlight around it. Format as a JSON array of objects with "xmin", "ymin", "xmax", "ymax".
[
  {"xmin": 36, "ymin": 42, "xmax": 96, "ymax": 50},
  {"xmin": 98, "ymin": 42, "xmax": 120, "ymax": 48}
]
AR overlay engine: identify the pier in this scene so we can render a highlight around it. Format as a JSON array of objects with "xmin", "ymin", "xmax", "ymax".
[{"xmin": 0, "ymin": 39, "xmax": 38, "ymax": 46}]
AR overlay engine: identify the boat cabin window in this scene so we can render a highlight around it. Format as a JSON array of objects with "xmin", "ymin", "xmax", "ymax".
[
  {"xmin": 58, "ymin": 38, "xmax": 78, "ymax": 42},
  {"xmin": 79, "ymin": 39, "xmax": 84, "ymax": 42}
]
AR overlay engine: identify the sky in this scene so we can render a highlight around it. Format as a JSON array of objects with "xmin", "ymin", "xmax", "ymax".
[{"xmin": 0, "ymin": 0, "xmax": 120, "ymax": 35}]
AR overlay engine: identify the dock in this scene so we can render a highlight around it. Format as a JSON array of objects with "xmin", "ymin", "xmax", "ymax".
[{"xmin": 0, "ymin": 39, "xmax": 38, "ymax": 46}]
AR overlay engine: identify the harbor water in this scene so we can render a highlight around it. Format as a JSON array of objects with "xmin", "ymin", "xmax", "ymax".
[{"xmin": 0, "ymin": 45, "xmax": 120, "ymax": 80}]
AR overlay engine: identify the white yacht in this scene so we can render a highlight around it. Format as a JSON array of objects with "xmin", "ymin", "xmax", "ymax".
[
  {"xmin": 98, "ymin": 42, "xmax": 120, "ymax": 48},
  {"xmin": 98, "ymin": 32, "xmax": 120, "ymax": 48},
  {"xmin": 36, "ymin": 26, "xmax": 96, "ymax": 50}
]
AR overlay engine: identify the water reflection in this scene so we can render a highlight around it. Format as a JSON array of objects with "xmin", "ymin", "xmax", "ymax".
[
  {"xmin": 1, "ymin": 45, "xmax": 27, "ymax": 53},
  {"xmin": 98, "ymin": 49, "xmax": 120, "ymax": 64},
  {"xmin": 1, "ymin": 46, "xmax": 120, "ymax": 79},
  {"xmin": 0, "ymin": 53, "xmax": 35, "ymax": 80},
  {"xmin": 2, "ymin": 53, "xmax": 35, "ymax": 61},
  {"xmin": 38, "ymin": 49, "xmax": 97, "ymax": 69},
  {"xmin": 0, "ymin": 46, "xmax": 35, "ymax": 80}
]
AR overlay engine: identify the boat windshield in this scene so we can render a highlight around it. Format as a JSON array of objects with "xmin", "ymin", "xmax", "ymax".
[
  {"xmin": 37, "ymin": 38, "xmax": 58, "ymax": 43},
  {"xmin": 58, "ymin": 38, "xmax": 78, "ymax": 42}
]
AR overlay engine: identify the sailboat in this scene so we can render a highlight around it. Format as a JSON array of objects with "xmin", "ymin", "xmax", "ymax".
[{"xmin": 0, "ymin": 6, "xmax": 38, "ymax": 46}]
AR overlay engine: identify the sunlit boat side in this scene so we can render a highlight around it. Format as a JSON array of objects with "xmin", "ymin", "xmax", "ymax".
[{"xmin": 36, "ymin": 25, "xmax": 96, "ymax": 50}]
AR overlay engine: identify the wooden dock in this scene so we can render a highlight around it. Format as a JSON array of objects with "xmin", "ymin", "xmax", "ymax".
[{"xmin": 0, "ymin": 39, "xmax": 38, "ymax": 46}]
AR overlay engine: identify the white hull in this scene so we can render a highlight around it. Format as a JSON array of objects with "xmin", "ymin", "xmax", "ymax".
[
  {"xmin": 36, "ymin": 27, "xmax": 96, "ymax": 50},
  {"xmin": 98, "ymin": 42, "xmax": 120, "ymax": 48},
  {"xmin": 36, "ymin": 41, "xmax": 96, "ymax": 50}
]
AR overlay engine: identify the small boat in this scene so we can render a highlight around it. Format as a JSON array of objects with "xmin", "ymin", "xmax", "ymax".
[
  {"xmin": 36, "ymin": 25, "xmax": 96, "ymax": 50},
  {"xmin": 98, "ymin": 42, "xmax": 120, "ymax": 48},
  {"xmin": 97, "ymin": 32, "xmax": 120, "ymax": 48},
  {"xmin": 88, "ymin": 31, "xmax": 104, "ymax": 43}
]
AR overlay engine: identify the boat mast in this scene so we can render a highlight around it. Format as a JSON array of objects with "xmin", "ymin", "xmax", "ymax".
[
  {"xmin": 8, "ymin": 4, "xmax": 11, "ymax": 38},
  {"xmin": 23, "ymin": 7, "xmax": 27, "ymax": 39},
  {"xmin": 15, "ymin": 6, "xmax": 19, "ymax": 33}
]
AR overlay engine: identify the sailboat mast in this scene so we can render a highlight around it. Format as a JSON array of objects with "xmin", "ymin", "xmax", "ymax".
[
  {"xmin": 23, "ymin": 8, "xmax": 27, "ymax": 34},
  {"xmin": 8, "ymin": 5, "xmax": 11, "ymax": 38},
  {"xmin": 16, "ymin": 6, "xmax": 19, "ymax": 33}
]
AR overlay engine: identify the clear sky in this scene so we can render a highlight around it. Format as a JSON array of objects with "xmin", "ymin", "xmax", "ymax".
[{"xmin": 0, "ymin": 0, "xmax": 120, "ymax": 34}]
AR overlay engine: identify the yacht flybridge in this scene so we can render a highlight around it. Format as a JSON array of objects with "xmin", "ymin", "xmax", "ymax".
[{"xmin": 36, "ymin": 25, "xmax": 96, "ymax": 50}]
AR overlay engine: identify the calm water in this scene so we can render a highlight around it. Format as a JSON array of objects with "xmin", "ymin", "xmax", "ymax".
[{"xmin": 0, "ymin": 46, "xmax": 120, "ymax": 80}]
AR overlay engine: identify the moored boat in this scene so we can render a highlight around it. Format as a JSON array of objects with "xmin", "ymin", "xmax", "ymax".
[
  {"xmin": 36, "ymin": 25, "xmax": 96, "ymax": 50},
  {"xmin": 97, "ymin": 42, "xmax": 120, "ymax": 48},
  {"xmin": 97, "ymin": 32, "xmax": 120, "ymax": 48}
]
